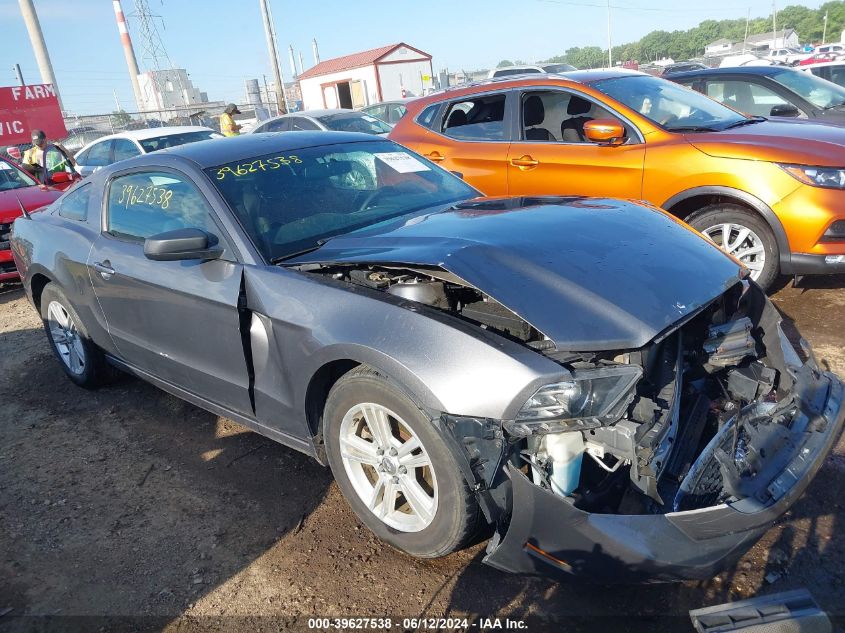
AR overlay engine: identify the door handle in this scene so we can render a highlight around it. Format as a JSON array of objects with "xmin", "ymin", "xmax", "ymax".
[
  {"xmin": 93, "ymin": 261, "xmax": 115, "ymax": 280},
  {"xmin": 425, "ymin": 151, "xmax": 446, "ymax": 162},
  {"xmin": 510, "ymin": 155, "xmax": 540, "ymax": 168}
]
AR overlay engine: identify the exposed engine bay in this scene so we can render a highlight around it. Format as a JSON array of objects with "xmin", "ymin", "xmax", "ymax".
[{"xmin": 302, "ymin": 263, "xmax": 834, "ymax": 519}]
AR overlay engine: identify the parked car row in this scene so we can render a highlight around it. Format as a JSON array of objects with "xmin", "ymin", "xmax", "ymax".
[{"xmin": 5, "ymin": 66, "xmax": 845, "ymax": 586}]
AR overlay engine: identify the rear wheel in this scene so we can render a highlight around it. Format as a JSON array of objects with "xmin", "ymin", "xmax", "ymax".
[
  {"xmin": 687, "ymin": 204, "xmax": 779, "ymax": 290},
  {"xmin": 40, "ymin": 283, "xmax": 109, "ymax": 388},
  {"xmin": 324, "ymin": 366, "xmax": 480, "ymax": 558}
]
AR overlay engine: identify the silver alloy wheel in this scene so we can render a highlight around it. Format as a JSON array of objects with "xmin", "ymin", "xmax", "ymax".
[
  {"xmin": 338, "ymin": 403, "xmax": 438, "ymax": 532},
  {"xmin": 47, "ymin": 300, "xmax": 86, "ymax": 375},
  {"xmin": 701, "ymin": 222, "xmax": 766, "ymax": 281}
]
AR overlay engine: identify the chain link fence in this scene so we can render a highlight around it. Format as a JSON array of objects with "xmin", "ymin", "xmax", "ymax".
[{"xmin": 58, "ymin": 101, "xmax": 280, "ymax": 154}]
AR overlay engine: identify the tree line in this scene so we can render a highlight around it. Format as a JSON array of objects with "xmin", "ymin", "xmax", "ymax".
[{"xmin": 499, "ymin": 1, "xmax": 845, "ymax": 70}]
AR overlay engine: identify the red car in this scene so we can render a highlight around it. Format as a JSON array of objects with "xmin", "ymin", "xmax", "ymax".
[
  {"xmin": 0, "ymin": 153, "xmax": 78, "ymax": 282},
  {"xmin": 799, "ymin": 53, "xmax": 838, "ymax": 66}
]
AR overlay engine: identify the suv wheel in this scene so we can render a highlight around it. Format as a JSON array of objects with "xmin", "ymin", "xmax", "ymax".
[
  {"xmin": 687, "ymin": 204, "xmax": 779, "ymax": 290},
  {"xmin": 324, "ymin": 366, "xmax": 480, "ymax": 558}
]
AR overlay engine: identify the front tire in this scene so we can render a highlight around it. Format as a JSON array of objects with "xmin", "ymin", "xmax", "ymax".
[
  {"xmin": 686, "ymin": 204, "xmax": 779, "ymax": 290},
  {"xmin": 324, "ymin": 366, "xmax": 480, "ymax": 558},
  {"xmin": 40, "ymin": 283, "xmax": 109, "ymax": 389}
]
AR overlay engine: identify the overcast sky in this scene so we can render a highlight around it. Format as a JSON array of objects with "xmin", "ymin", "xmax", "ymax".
[{"xmin": 0, "ymin": 0, "xmax": 830, "ymax": 114}]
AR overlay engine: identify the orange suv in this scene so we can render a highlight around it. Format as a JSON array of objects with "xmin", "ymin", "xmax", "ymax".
[{"xmin": 390, "ymin": 70, "xmax": 845, "ymax": 288}]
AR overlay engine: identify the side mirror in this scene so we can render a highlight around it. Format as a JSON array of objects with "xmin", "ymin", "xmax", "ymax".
[
  {"xmin": 49, "ymin": 172, "xmax": 72, "ymax": 184},
  {"xmin": 143, "ymin": 228, "xmax": 222, "ymax": 261},
  {"xmin": 583, "ymin": 119, "xmax": 627, "ymax": 146},
  {"xmin": 770, "ymin": 103, "xmax": 801, "ymax": 117}
]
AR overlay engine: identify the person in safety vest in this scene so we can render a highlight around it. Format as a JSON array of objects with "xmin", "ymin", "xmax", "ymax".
[
  {"xmin": 21, "ymin": 129, "xmax": 75, "ymax": 180},
  {"xmin": 220, "ymin": 104, "xmax": 242, "ymax": 137}
]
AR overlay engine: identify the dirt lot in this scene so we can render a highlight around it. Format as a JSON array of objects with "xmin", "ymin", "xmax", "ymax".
[{"xmin": 1, "ymin": 276, "xmax": 844, "ymax": 633}]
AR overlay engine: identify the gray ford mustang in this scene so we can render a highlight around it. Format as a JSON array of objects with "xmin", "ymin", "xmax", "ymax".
[{"xmin": 11, "ymin": 132, "xmax": 844, "ymax": 582}]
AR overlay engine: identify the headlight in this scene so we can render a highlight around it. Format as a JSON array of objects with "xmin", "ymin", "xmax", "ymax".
[
  {"xmin": 780, "ymin": 164, "xmax": 845, "ymax": 189},
  {"xmin": 506, "ymin": 365, "xmax": 642, "ymax": 437}
]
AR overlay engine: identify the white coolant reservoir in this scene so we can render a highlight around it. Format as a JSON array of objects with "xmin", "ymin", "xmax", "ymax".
[{"xmin": 543, "ymin": 432, "xmax": 585, "ymax": 497}]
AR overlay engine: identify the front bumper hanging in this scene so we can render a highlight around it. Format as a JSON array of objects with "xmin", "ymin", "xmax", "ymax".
[{"xmin": 483, "ymin": 370, "xmax": 844, "ymax": 582}]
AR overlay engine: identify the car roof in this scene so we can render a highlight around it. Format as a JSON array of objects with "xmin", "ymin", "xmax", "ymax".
[
  {"xmin": 668, "ymin": 66, "xmax": 787, "ymax": 79},
  {"xmin": 90, "ymin": 126, "xmax": 215, "ymax": 142},
  {"xmin": 156, "ymin": 131, "xmax": 388, "ymax": 168},
  {"xmin": 280, "ymin": 109, "xmax": 350, "ymax": 118},
  {"xmin": 429, "ymin": 68, "xmax": 640, "ymax": 97},
  {"xmin": 801, "ymin": 60, "xmax": 845, "ymax": 69},
  {"xmin": 363, "ymin": 99, "xmax": 412, "ymax": 106}
]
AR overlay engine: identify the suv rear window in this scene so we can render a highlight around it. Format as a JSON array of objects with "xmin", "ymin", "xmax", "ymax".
[{"xmin": 441, "ymin": 94, "xmax": 507, "ymax": 141}]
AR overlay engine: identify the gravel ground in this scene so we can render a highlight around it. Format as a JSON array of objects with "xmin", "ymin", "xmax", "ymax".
[{"xmin": 1, "ymin": 276, "xmax": 843, "ymax": 633}]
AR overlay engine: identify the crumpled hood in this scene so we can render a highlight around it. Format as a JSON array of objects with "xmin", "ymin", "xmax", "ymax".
[
  {"xmin": 686, "ymin": 119, "xmax": 845, "ymax": 166},
  {"xmin": 288, "ymin": 197, "xmax": 743, "ymax": 351}
]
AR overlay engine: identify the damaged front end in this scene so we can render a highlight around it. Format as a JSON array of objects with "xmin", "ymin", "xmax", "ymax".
[
  {"xmin": 295, "ymin": 258, "xmax": 843, "ymax": 582},
  {"xmin": 479, "ymin": 280, "xmax": 844, "ymax": 582}
]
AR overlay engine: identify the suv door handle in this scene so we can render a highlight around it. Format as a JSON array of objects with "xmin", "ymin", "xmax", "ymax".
[
  {"xmin": 425, "ymin": 151, "xmax": 445, "ymax": 162},
  {"xmin": 93, "ymin": 261, "xmax": 115, "ymax": 280},
  {"xmin": 510, "ymin": 155, "xmax": 540, "ymax": 168}
]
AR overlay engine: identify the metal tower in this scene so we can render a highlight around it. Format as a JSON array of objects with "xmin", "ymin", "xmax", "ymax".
[{"xmin": 129, "ymin": 0, "xmax": 185, "ymax": 112}]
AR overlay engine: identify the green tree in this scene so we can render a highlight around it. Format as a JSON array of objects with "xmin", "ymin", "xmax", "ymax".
[
  {"xmin": 496, "ymin": 59, "xmax": 514, "ymax": 68},
  {"xmin": 111, "ymin": 109, "xmax": 131, "ymax": 128},
  {"xmin": 542, "ymin": 2, "xmax": 844, "ymax": 69}
]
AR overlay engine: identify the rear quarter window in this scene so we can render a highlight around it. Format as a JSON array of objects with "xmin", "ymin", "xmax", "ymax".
[
  {"xmin": 57, "ymin": 184, "xmax": 91, "ymax": 221},
  {"xmin": 415, "ymin": 104, "xmax": 440, "ymax": 130}
]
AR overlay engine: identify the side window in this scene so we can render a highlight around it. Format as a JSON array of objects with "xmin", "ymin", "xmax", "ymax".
[
  {"xmin": 112, "ymin": 139, "xmax": 141, "ymax": 162},
  {"xmin": 259, "ymin": 118, "xmax": 289, "ymax": 133},
  {"xmin": 416, "ymin": 103, "xmax": 440, "ymax": 129},
  {"xmin": 706, "ymin": 80, "xmax": 791, "ymax": 117},
  {"xmin": 106, "ymin": 171, "xmax": 219, "ymax": 242},
  {"xmin": 521, "ymin": 90, "xmax": 626, "ymax": 143},
  {"xmin": 829, "ymin": 67, "xmax": 845, "ymax": 87},
  {"xmin": 441, "ymin": 93, "xmax": 507, "ymax": 141},
  {"xmin": 290, "ymin": 117, "xmax": 320, "ymax": 131},
  {"xmin": 57, "ymin": 183, "xmax": 90, "ymax": 221},
  {"xmin": 388, "ymin": 103, "xmax": 407, "ymax": 123},
  {"xmin": 364, "ymin": 105, "xmax": 386, "ymax": 121},
  {"xmin": 82, "ymin": 140, "xmax": 113, "ymax": 167}
]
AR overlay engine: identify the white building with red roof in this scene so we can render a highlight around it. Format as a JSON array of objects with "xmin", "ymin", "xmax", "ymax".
[{"xmin": 297, "ymin": 43, "xmax": 433, "ymax": 111}]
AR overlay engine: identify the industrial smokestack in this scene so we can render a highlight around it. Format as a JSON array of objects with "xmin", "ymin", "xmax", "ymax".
[
  {"xmin": 17, "ymin": 0, "xmax": 63, "ymax": 110},
  {"xmin": 298, "ymin": 51, "xmax": 304, "ymax": 75},
  {"xmin": 112, "ymin": 0, "xmax": 144, "ymax": 112},
  {"xmin": 288, "ymin": 44, "xmax": 297, "ymax": 77},
  {"xmin": 312, "ymin": 38, "xmax": 320, "ymax": 65}
]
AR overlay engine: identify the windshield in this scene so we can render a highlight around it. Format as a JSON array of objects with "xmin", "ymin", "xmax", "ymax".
[
  {"xmin": 770, "ymin": 69, "xmax": 845, "ymax": 109},
  {"xmin": 317, "ymin": 113, "xmax": 392, "ymax": 135},
  {"xmin": 0, "ymin": 158, "xmax": 37, "ymax": 191},
  {"xmin": 592, "ymin": 75, "xmax": 748, "ymax": 131},
  {"xmin": 139, "ymin": 130, "xmax": 219, "ymax": 153},
  {"xmin": 207, "ymin": 140, "xmax": 477, "ymax": 261}
]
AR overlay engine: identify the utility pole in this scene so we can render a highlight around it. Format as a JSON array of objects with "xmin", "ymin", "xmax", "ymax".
[
  {"xmin": 312, "ymin": 38, "xmax": 320, "ymax": 65},
  {"xmin": 822, "ymin": 11, "xmax": 828, "ymax": 45},
  {"xmin": 112, "ymin": 0, "xmax": 144, "ymax": 112},
  {"xmin": 17, "ymin": 0, "xmax": 63, "ymax": 109},
  {"xmin": 743, "ymin": 8, "xmax": 750, "ymax": 53},
  {"xmin": 14, "ymin": 64, "xmax": 25, "ymax": 86},
  {"xmin": 772, "ymin": 0, "xmax": 777, "ymax": 46},
  {"xmin": 298, "ymin": 51, "xmax": 304, "ymax": 75},
  {"xmin": 288, "ymin": 44, "xmax": 297, "ymax": 78},
  {"xmin": 258, "ymin": 0, "xmax": 289, "ymax": 113},
  {"xmin": 606, "ymin": 0, "xmax": 613, "ymax": 68}
]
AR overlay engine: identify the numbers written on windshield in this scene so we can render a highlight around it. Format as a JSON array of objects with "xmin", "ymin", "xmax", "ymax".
[
  {"xmin": 117, "ymin": 184, "xmax": 175, "ymax": 209},
  {"xmin": 215, "ymin": 155, "xmax": 302, "ymax": 180}
]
